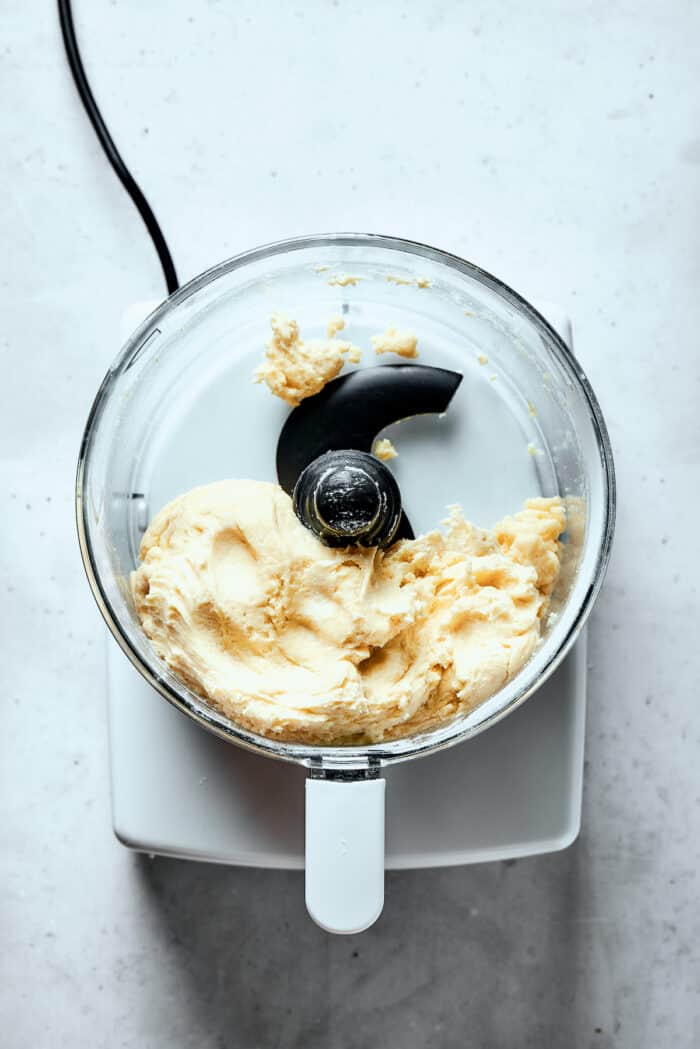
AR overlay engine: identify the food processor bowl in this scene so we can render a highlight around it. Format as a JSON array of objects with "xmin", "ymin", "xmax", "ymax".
[{"xmin": 77, "ymin": 233, "xmax": 615, "ymax": 932}]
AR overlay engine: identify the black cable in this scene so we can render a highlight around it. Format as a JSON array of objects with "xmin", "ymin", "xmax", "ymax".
[{"xmin": 58, "ymin": 0, "xmax": 179, "ymax": 295}]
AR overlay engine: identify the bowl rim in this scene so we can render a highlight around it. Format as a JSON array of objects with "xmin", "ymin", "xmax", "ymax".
[{"xmin": 76, "ymin": 231, "xmax": 616, "ymax": 768}]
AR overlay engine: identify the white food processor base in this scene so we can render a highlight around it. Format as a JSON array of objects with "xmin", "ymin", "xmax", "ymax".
[{"xmin": 107, "ymin": 304, "xmax": 586, "ymax": 871}]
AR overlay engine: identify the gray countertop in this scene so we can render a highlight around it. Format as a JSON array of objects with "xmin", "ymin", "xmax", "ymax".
[{"xmin": 1, "ymin": 2, "xmax": 698, "ymax": 1045}]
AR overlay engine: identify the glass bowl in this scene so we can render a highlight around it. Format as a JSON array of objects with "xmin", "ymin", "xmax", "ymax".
[{"xmin": 77, "ymin": 232, "xmax": 615, "ymax": 770}]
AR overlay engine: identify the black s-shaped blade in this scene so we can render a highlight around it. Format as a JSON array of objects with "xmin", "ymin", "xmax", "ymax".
[{"xmin": 276, "ymin": 364, "xmax": 463, "ymax": 541}]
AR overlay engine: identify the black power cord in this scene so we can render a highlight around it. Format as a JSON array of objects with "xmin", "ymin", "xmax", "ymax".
[{"xmin": 58, "ymin": 0, "xmax": 180, "ymax": 295}]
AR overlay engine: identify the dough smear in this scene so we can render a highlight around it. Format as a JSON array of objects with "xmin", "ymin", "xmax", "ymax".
[
  {"xmin": 254, "ymin": 314, "xmax": 361, "ymax": 406},
  {"xmin": 132, "ymin": 481, "xmax": 564, "ymax": 744},
  {"xmin": 373, "ymin": 438, "xmax": 398, "ymax": 461},
  {"xmin": 371, "ymin": 326, "xmax": 418, "ymax": 359}
]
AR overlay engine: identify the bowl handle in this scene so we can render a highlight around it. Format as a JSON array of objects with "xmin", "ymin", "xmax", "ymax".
[{"xmin": 305, "ymin": 774, "xmax": 385, "ymax": 934}]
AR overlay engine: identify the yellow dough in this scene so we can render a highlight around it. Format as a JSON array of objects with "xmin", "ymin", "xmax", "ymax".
[
  {"xmin": 326, "ymin": 315, "xmax": 345, "ymax": 337},
  {"xmin": 371, "ymin": 326, "xmax": 419, "ymax": 359},
  {"xmin": 373, "ymin": 437, "xmax": 398, "ymax": 461},
  {"xmin": 327, "ymin": 274, "xmax": 364, "ymax": 287},
  {"xmin": 132, "ymin": 480, "xmax": 564, "ymax": 745},
  {"xmin": 254, "ymin": 314, "xmax": 361, "ymax": 406},
  {"xmin": 386, "ymin": 274, "xmax": 431, "ymax": 288}
]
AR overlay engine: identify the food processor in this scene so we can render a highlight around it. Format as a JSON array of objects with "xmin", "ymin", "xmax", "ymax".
[{"xmin": 77, "ymin": 233, "xmax": 615, "ymax": 933}]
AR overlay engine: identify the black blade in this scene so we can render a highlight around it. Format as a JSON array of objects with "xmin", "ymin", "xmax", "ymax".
[
  {"xmin": 276, "ymin": 363, "xmax": 463, "ymax": 542},
  {"xmin": 277, "ymin": 363, "xmax": 462, "ymax": 487}
]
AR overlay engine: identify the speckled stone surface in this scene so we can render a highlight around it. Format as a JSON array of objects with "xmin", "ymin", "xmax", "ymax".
[{"xmin": 1, "ymin": 1, "xmax": 698, "ymax": 1046}]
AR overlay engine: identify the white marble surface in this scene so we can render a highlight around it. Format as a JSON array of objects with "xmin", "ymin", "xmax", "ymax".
[{"xmin": 1, "ymin": 1, "xmax": 698, "ymax": 1046}]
